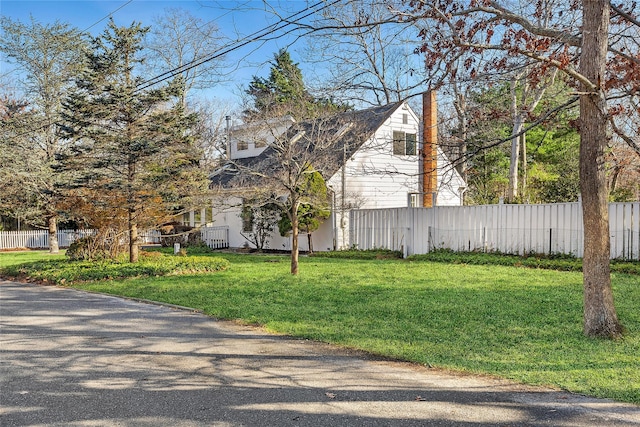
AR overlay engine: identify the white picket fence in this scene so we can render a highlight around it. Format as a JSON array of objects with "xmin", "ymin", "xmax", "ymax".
[
  {"xmin": 201, "ymin": 226, "xmax": 230, "ymax": 249},
  {"xmin": 0, "ymin": 229, "xmax": 95, "ymax": 250},
  {"xmin": 0, "ymin": 229, "xmax": 162, "ymax": 250},
  {"xmin": 350, "ymin": 202, "xmax": 640, "ymax": 260}
]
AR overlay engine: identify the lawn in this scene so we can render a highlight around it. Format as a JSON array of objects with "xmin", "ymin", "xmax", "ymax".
[{"xmin": 1, "ymin": 250, "xmax": 638, "ymax": 404}]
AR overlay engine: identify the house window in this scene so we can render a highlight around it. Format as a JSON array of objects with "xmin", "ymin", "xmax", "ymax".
[
  {"xmin": 393, "ymin": 131, "xmax": 404, "ymax": 155},
  {"xmin": 393, "ymin": 131, "xmax": 417, "ymax": 156},
  {"xmin": 255, "ymin": 139, "xmax": 266, "ymax": 148},
  {"xmin": 402, "ymin": 113, "xmax": 408, "ymax": 124},
  {"xmin": 241, "ymin": 204, "xmax": 253, "ymax": 232},
  {"xmin": 406, "ymin": 133, "xmax": 416, "ymax": 155},
  {"xmin": 237, "ymin": 139, "xmax": 248, "ymax": 150}
]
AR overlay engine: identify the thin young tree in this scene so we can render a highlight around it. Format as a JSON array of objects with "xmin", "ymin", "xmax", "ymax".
[
  {"xmin": 212, "ymin": 50, "xmax": 347, "ymax": 274},
  {"xmin": 219, "ymin": 113, "xmax": 361, "ymax": 275}
]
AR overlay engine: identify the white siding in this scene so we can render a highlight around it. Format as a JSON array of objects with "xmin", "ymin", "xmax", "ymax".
[
  {"xmin": 211, "ymin": 197, "xmax": 335, "ymax": 252},
  {"xmin": 332, "ymin": 104, "xmax": 421, "ymax": 209},
  {"xmin": 230, "ymin": 116, "xmax": 295, "ymax": 160}
]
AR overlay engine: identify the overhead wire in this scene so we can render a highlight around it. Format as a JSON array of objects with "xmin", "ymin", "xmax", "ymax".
[
  {"xmin": 6, "ymin": 0, "xmax": 341, "ymax": 138},
  {"xmin": 134, "ymin": 0, "xmax": 341, "ymax": 92},
  {"xmin": 81, "ymin": 0, "xmax": 134, "ymax": 33}
]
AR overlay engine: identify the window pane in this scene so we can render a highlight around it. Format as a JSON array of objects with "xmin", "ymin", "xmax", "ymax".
[
  {"xmin": 241, "ymin": 205, "xmax": 253, "ymax": 232},
  {"xmin": 406, "ymin": 133, "xmax": 416, "ymax": 155},
  {"xmin": 393, "ymin": 131, "xmax": 405, "ymax": 155}
]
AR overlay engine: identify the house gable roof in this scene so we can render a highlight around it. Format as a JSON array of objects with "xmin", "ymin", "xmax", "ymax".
[{"xmin": 210, "ymin": 102, "xmax": 402, "ymax": 189}]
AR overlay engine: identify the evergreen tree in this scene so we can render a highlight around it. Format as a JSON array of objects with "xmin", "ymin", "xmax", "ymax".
[
  {"xmin": 461, "ymin": 81, "xmax": 580, "ymax": 204},
  {"xmin": 61, "ymin": 19, "xmax": 206, "ymax": 263},
  {"xmin": 244, "ymin": 49, "xmax": 348, "ymax": 120},
  {"xmin": 0, "ymin": 17, "xmax": 86, "ymax": 251}
]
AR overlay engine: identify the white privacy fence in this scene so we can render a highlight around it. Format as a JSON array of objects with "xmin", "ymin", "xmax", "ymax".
[{"xmin": 350, "ymin": 202, "xmax": 640, "ymax": 260}]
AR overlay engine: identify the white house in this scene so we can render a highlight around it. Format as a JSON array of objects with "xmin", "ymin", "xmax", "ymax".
[{"xmin": 202, "ymin": 100, "xmax": 465, "ymax": 251}]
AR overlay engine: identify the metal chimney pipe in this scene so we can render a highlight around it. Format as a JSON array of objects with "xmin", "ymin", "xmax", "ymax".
[{"xmin": 225, "ymin": 115, "xmax": 231, "ymax": 160}]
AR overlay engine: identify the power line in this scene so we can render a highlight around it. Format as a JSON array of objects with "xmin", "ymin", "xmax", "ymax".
[
  {"xmin": 81, "ymin": 0, "xmax": 134, "ymax": 33},
  {"xmin": 134, "ymin": 0, "xmax": 340, "ymax": 92},
  {"xmin": 6, "ymin": 1, "xmax": 339, "ymax": 139}
]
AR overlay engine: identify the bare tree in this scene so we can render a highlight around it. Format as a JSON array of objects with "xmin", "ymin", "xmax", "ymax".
[
  {"xmin": 144, "ymin": 8, "xmax": 227, "ymax": 106},
  {"xmin": 212, "ymin": 109, "xmax": 366, "ymax": 275},
  {"xmin": 188, "ymin": 97, "xmax": 235, "ymax": 168},
  {"xmin": 506, "ymin": 65, "xmax": 558, "ymax": 202},
  {"xmin": 391, "ymin": 0, "xmax": 637, "ymax": 338},
  {"xmin": 305, "ymin": 1, "xmax": 426, "ymax": 107}
]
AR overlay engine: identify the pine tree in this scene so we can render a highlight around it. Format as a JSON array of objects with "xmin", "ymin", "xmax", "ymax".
[
  {"xmin": 0, "ymin": 17, "xmax": 86, "ymax": 251},
  {"xmin": 61, "ymin": 19, "xmax": 206, "ymax": 263},
  {"xmin": 244, "ymin": 49, "xmax": 347, "ymax": 120}
]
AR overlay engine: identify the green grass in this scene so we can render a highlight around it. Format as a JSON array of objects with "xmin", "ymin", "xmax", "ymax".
[
  {"xmin": 0, "ymin": 249, "xmax": 66, "ymax": 267},
  {"xmin": 1, "ymin": 250, "xmax": 638, "ymax": 404},
  {"xmin": 0, "ymin": 250, "xmax": 229, "ymax": 283}
]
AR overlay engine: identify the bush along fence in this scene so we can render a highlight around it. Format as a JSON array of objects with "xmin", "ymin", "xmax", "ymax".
[
  {"xmin": 0, "ymin": 227, "xmax": 230, "ymax": 251},
  {"xmin": 349, "ymin": 202, "xmax": 640, "ymax": 260}
]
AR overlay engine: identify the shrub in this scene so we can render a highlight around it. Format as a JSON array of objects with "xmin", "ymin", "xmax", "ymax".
[
  {"xmin": 66, "ymin": 236, "xmax": 108, "ymax": 261},
  {"xmin": 1, "ymin": 252, "xmax": 230, "ymax": 285},
  {"xmin": 408, "ymin": 249, "xmax": 638, "ymax": 275},
  {"xmin": 312, "ymin": 249, "xmax": 403, "ymax": 260}
]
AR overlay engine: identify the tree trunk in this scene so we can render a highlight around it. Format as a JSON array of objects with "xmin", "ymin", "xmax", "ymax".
[
  {"xmin": 579, "ymin": 0, "xmax": 623, "ymax": 339},
  {"xmin": 453, "ymin": 88, "xmax": 468, "ymax": 204},
  {"xmin": 520, "ymin": 133, "xmax": 527, "ymax": 201},
  {"xmin": 47, "ymin": 214, "xmax": 59, "ymax": 254},
  {"xmin": 507, "ymin": 114, "xmax": 525, "ymax": 203},
  {"xmin": 129, "ymin": 210, "xmax": 139, "ymax": 263},
  {"xmin": 290, "ymin": 205, "xmax": 299, "ymax": 275},
  {"xmin": 307, "ymin": 230, "xmax": 313, "ymax": 255}
]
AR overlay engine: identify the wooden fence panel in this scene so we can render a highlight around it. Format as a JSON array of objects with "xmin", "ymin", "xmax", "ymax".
[
  {"xmin": 201, "ymin": 226, "xmax": 230, "ymax": 249},
  {"xmin": 610, "ymin": 202, "xmax": 639, "ymax": 260},
  {"xmin": 349, "ymin": 202, "xmax": 640, "ymax": 260}
]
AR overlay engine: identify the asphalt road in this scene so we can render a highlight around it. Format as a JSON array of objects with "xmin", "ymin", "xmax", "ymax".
[{"xmin": 1, "ymin": 279, "xmax": 639, "ymax": 426}]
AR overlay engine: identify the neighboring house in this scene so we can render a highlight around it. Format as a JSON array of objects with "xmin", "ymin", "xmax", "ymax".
[{"xmin": 202, "ymin": 100, "xmax": 465, "ymax": 251}]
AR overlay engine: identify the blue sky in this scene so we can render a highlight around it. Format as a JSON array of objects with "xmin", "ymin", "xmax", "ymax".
[{"xmin": 1, "ymin": 0, "xmax": 316, "ymax": 107}]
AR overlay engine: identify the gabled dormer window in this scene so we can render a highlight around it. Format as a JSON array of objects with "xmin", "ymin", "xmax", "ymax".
[{"xmin": 393, "ymin": 131, "xmax": 416, "ymax": 156}]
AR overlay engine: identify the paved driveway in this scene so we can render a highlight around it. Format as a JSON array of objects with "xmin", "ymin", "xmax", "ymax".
[{"xmin": 1, "ymin": 280, "xmax": 638, "ymax": 426}]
